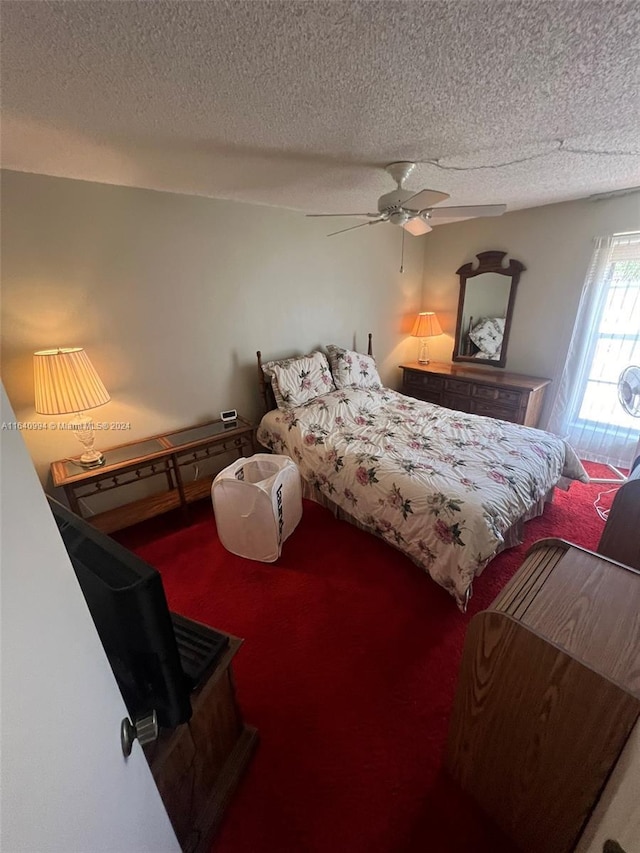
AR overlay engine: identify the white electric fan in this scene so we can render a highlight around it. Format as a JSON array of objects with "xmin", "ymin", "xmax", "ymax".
[{"xmin": 591, "ymin": 365, "xmax": 640, "ymax": 484}]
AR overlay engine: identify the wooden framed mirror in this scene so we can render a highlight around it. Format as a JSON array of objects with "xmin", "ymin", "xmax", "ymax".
[{"xmin": 453, "ymin": 250, "xmax": 525, "ymax": 368}]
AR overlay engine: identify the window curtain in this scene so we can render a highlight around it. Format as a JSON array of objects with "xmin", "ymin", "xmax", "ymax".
[{"xmin": 547, "ymin": 232, "xmax": 640, "ymax": 469}]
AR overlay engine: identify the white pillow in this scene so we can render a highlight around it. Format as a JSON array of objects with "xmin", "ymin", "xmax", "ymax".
[
  {"xmin": 468, "ymin": 317, "xmax": 505, "ymax": 358},
  {"xmin": 262, "ymin": 351, "xmax": 321, "ymax": 409},
  {"xmin": 326, "ymin": 345, "xmax": 382, "ymax": 389},
  {"xmin": 473, "ymin": 350, "xmax": 501, "ymax": 361},
  {"xmin": 269, "ymin": 351, "xmax": 335, "ymax": 409}
]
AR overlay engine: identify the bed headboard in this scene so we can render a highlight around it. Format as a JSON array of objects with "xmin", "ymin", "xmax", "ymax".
[
  {"xmin": 256, "ymin": 351, "xmax": 277, "ymax": 413},
  {"xmin": 256, "ymin": 333, "xmax": 373, "ymax": 414}
]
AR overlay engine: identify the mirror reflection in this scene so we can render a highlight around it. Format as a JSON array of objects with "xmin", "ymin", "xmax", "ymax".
[
  {"xmin": 453, "ymin": 251, "xmax": 525, "ymax": 368},
  {"xmin": 457, "ymin": 273, "xmax": 511, "ymax": 361}
]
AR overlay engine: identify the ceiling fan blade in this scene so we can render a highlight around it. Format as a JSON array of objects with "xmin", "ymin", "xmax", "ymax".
[
  {"xmin": 427, "ymin": 204, "xmax": 507, "ymax": 219},
  {"xmin": 307, "ymin": 213, "xmax": 379, "ymax": 218},
  {"xmin": 327, "ymin": 219, "xmax": 385, "ymax": 237},
  {"xmin": 403, "ymin": 218, "xmax": 432, "ymax": 236},
  {"xmin": 402, "ymin": 188, "xmax": 450, "ymax": 210}
]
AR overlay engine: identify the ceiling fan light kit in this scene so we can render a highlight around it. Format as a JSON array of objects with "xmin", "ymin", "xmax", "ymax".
[
  {"xmin": 306, "ymin": 161, "xmax": 507, "ymax": 240},
  {"xmin": 403, "ymin": 218, "xmax": 432, "ymax": 236}
]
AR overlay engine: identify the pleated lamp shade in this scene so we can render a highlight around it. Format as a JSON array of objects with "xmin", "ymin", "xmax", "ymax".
[
  {"xmin": 34, "ymin": 348, "xmax": 110, "ymax": 415},
  {"xmin": 411, "ymin": 312, "xmax": 442, "ymax": 338}
]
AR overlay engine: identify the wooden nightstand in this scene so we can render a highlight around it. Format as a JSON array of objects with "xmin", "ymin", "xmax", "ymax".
[
  {"xmin": 399, "ymin": 361, "xmax": 550, "ymax": 427},
  {"xmin": 51, "ymin": 417, "xmax": 255, "ymax": 532}
]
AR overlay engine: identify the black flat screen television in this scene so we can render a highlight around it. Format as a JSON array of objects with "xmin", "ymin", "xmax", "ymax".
[{"xmin": 48, "ymin": 497, "xmax": 227, "ymax": 729}]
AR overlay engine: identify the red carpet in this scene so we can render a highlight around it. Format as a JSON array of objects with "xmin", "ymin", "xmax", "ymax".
[{"xmin": 116, "ymin": 462, "xmax": 616, "ymax": 853}]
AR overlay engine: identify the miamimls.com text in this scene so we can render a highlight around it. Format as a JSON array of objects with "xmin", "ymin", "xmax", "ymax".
[{"xmin": 2, "ymin": 422, "xmax": 132, "ymax": 431}]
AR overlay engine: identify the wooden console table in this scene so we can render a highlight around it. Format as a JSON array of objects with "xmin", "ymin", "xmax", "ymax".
[
  {"xmin": 446, "ymin": 539, "xmax": 640, "ymax": 853},
  {"xmin": 399, "ymin": 361, "xmax": 550, "ymax": 427},
  {"xmin": 144, "ymin": 630, "xmax": 258, "ymax": 852},
  {"xmin": 51, "ymin": 417, "xmax": 255, "ymax": 533}
]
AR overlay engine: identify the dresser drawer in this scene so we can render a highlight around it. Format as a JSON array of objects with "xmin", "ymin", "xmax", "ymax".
[
  {"xmin": 445, "ymin": 378, "xmax": 473, "ymax": 397},
  {"xmin": 404, "ymin": 370, "xmax": 444, "ymax": 392},
  {"xmin": 415, "ymin": 391, "xmax": 443, "ymax": 405},
  {"xmin": 442, "ymin": 393, "xmax": 473, "ymax": 413},
  {"xmin": 472, "ymin": 385, "xmax": 523, "ymax": 406},
  {"xmin": 471, "ymin": 400, "xmax": 519, "ymax": 422},
  {"xmin": 399, "ymin": 364, "xmax": 548, "ymax": 427}
]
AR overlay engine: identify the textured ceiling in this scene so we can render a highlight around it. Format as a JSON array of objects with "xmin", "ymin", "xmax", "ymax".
[{"xmin": 1, "ymin": 0, "xmax": 639, "ymax": 218}]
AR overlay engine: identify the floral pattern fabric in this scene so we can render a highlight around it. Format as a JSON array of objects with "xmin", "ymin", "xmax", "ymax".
[
  {"xmin": 326, "ymin": 345, "xmax": 382, "ymax": 389},
  {"xmin": 468, "ymin": 317, "xmax": 505, "ymax": 358},
  {"xmin": 257, "ymin": 386, "xmax": 588, "ymax": 608},
  {"xmin": 263, "ymin": 351, "xmax": 335, "ymax": 410}
]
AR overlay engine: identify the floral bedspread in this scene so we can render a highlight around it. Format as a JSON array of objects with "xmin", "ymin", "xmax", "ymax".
[{"xmin": 257, "ymin": 387, "xmax": 588, "ymax": 607}]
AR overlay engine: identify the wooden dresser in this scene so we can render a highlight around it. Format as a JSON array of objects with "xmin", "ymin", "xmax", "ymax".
[
  {"xmin": 399, "ymin": 361, "xmax": 551, "ymax": 427},
  {"xmin": 446, "ymin": 539, "xmax": 640, "ymax": 853}
]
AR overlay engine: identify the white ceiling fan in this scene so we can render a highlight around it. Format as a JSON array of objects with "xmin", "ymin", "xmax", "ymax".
[{"xmin": 307, "ymin": 162, "xmax": 506, "ymax": 236}]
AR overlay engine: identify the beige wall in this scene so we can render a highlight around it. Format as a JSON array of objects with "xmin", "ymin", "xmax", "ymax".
[
  {"xmin": 1, "ymin": 170, "xmax": 425, "ymax": 483},
  {"xmin": 4, "ymin": 170, "xmax": 638, "ymax": 488},
  {"xmin": 420, "ymin": 192, "xmax": 640, "ymax": 425}
]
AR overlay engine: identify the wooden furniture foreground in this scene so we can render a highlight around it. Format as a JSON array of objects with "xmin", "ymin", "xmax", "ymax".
[
  {"xmin": 446, "ymin": 539, "xmax": 640, "ymax": 853},
  {"xmin": 51, "ymin": 417, "xmax": 255, "ymax": 533},
  {"xmin": 399, "ymin": 362, "xmax": 550, "ymax": 427},
  {"xmin": 597, "ymin": 457, "xmax": 640, "ymax": 570},
  {"xmin": 144, "ymin": 631, "xmax": 258, "ymax": 853},
  {"xmin": 575, "ymin": 718, "xmax": 640, "ymax": 853}
]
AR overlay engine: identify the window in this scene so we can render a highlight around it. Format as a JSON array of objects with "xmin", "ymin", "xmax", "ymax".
[
  {"xmin": 548, "ymin": 232, "xmax": 640, "ymax": 469},
  {"xmin": 577, "ymin": 245, "xmax": 640, "ymax": 428}
]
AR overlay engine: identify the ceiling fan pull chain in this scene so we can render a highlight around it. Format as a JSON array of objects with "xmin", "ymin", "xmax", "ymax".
[{"xmin": 400, "ymin": 228, "xmax": 405, "ymax": 273}]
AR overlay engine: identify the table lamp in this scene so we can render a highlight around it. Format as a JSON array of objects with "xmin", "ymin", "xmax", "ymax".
[
  {"xmin": 411, "ymin": 311, "xmax": 442, "ymax": 364},
  {"xmin": 34, "ymin": 347, "xmax": 111, "ymax": 467}
]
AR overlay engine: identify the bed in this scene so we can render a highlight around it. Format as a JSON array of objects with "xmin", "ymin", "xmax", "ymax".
[{"xmin": 255, "ymin": 338, "xmax": 588, "ymax": 609}]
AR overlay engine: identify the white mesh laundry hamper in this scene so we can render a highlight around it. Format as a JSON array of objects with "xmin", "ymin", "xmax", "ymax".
[{"xmin": 211, "ymin": 454, "xmax": 302, "ymax": 562}]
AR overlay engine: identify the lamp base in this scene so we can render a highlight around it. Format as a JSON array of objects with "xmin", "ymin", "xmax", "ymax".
[
  {"xmin": 71, "ymin": 413, "xmax": 105, "ymax": 467},
  {"xmin": 418, "ymin": 339, "xmax": 430, "ymax": 364},
  {"xmin": 78, "ymin": 450, "xmax": 106, "ymax": 468}
]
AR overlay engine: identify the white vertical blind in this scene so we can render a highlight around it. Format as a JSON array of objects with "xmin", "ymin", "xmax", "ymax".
[{"xmin": 548, "ymin": 232, "xmax": 640, "ymax": 468}]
